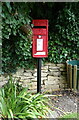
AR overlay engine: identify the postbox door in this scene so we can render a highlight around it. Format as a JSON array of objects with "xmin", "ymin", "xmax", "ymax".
[{"xmin": 33, "ymin": 35, "xmax": 48, "ymax": 57}]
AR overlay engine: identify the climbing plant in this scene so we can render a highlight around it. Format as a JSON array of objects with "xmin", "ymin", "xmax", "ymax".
[
  {"xmin": 1, "ymin": 2, "xmax": 79, "ymax": 73},
  {"xmin": 29, "ymin": 2, "xmax": 79, "ymax": 63},
  {"xmin": 2, "ymin": 2, "xmax": 35, "ymax": 73},
  {"xmin": 48, "ymin": 3, "xmax": 79, "ymax": 63}
]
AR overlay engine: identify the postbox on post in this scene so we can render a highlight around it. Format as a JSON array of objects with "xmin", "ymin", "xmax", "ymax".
[
  {"xmin": 32, "ymin": 20, "xmax": 48, "ymax": 93},
  {"xmin": 32, "ymin": 20, "xmax": 48, "ymax": 58}
]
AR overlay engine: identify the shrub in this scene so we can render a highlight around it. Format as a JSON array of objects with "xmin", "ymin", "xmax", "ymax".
[
  {"xmin": 0, "ymin": 76, "xmax": 50, "ymax": 119},
  {"xmin": 2, "ymin": 2, "xmax": 35, "ymax": 73},
  {"xmin": 2, "ymin": 3, "xmax": 79, "ymax": 73}
]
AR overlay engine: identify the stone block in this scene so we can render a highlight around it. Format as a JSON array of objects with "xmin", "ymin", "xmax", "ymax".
[
  {"xmin": 45, "ymin": 79, "xmax": 59, "ymax": 85},
  {"xmin": 22, "ymin": 82, "xmax": 30, "ymax": 85},
  {"xmin": 41, "ymin": 77, "xmax": 47, "ymax": 81},
  {"xmin": 41, "ymin": 66, "xmax": 48, "ymax": 70},
  {"xmin": 31, "ymin": 78, "xmax": 37, "ymax": 82},
  {"xmin": 34, "ymin": 69, "xmax": 37, "ymax": 72},
  {"xmin": 59, "ymin": 84, "xmax": 65, "ymax": 89},
  {"xmin": 19, "ymin": 79, "xmax": 24, "ymax": 82},
  {"xmin": 60, "ymin": 76, "xmax": 67, "ymax": 81},
  {"xmin": 48, "ymin": 76, "xmax": 60, "ymax": 81},
  {"xmin": 46, "ymin": 63, "xmax": 56, "ymax": 66},
  {"xmin": 32, "ymin": 79, "xmax": 43, "ymax": 85},
  {"xmin": 31, "ymin": 82, "xmax": 37, "ymax": 86},
  {"xmin": 23, "ymin": 72, "xmax": 32, "ymax": 77},
  {"xmin": 64, "ymin": 84, "xmax": 68, "ymax": 89},
  {"xmin": 31, "ymin": 77, "xmax": 47, "ymax": 82},
  {"xmin": 51, "ymin": 84, "xmax": 59, "ymax": 90},
  {"xmin": 49, "ymin": 67, "xmax": 60, "ymax": 71},
  {"xmin": 0, "ymin": 75, "xmax": 8, "ymax": 79},
  {"xmin": 0, "ymin": 76, "xmax": 7, "ymax": 81},
  {"xmin": 33, "ymin": 72, "xmax": 48, "ymax": 77},
  {"xmin": 61, "ymin": 71, "xmax": 67, "ymax": 75},
  {"xmin": 33, "ymin": 72, "xmax": 37, "ymax": 77},
  {"xmin": 19, "ymin": 76, "xmax": 28, "ymax": 80},
  {"xmin": 59, "ymin": 79, "xmax": 67, "ymax": 84},
  {"xmin": 0, "ymin": 81, "xmax": 7, "ymax": 87},
  {"xmin": 41, "ymin": 73, "xmax": 48, "ymax": 77},
  {"xmin": 60, "ymin": 68, "xmax": 66, "ymax": 72},
  {"xmin": 30, "ymin": 83, "xmax": 37, "ymax": 90},
  {"xmin": 43, "ymin": 80, "xmax": 45, "ymax": 85},
  {"xmin": 57, "ymin": 64, "xmax": 66, "ymax": 68},
  {"xmin": 44, "ymin": 88, "xmax": 53, "ymax": 93},
  {"xmin": 41, "ymin": 85, "xmax": 45, "ymax": 89},
  {"xmin": 12, "ymin": 74, "xmax": 17, "ymax": 77},
  {"xmin": 59, "ymin": 83, "xmax": 68, "ymax": 89},
  {"xmin": 44, "ymin": 62, "xmax": 51, "ymax": 65},
  {"xmin": 49, "ymin": 71, "xmax": 61, "ymax": 77},
  {"xmin": 22, "ymin": 83, "xmax": 31, "ymax": 88},
  {"xmin": 30, "ymin": 87, "xmax": 37, "ymax": 90},
  {"xmin": 45, "ymin": 84, "xmax": 59, "ymax": 90},
  {"xmin": 41, "ymin": 80, "xmax": 43, "ymax": 85},
  {"xmin": 13, "ymin": 77, "xmax": 21, "ymax": 81},
  {"xmin": 41, "ymin": 69, "xmax": 48, "ymax": 73},
  {"xmin": 24, "ymin": 69, "xmax": 34, "ymax": 73},
  {"xmin": 20, "ymin": 76, "xmax": 34, "ymax": 79},
  {"xmin": 16, "ymin": 68, "xmax": 24, "ymax": 75},
  {"xmin": 22, "ymin": 79, "xmax": 31, "ymax": 83}
]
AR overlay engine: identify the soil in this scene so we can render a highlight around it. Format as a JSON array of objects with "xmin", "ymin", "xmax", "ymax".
[{"xmin": 47, "ymin": 90, "xmax": 78, "ymax": 118}]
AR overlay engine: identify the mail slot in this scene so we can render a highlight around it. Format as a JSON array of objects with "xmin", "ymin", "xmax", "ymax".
[{"xmin": 32, "ymin": 19, "xmax": 48, "ymax": 58}]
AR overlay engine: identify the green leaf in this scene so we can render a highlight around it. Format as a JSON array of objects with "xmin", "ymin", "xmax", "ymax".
[
  {"xmin": 9, "ymin": 109, "xmax": 14, "ymax": 118},
  {"xmin": 6, "ymin": 2, "xmax": 12, "ymax": 13}
]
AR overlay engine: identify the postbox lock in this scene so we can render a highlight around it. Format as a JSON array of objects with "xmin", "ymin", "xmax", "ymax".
[{"xmin": 38, "ymin": 35, "xmax": 42, "ymax": 38}]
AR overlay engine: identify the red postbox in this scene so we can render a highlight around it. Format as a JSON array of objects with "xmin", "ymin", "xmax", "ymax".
[{"xmin": 32, "ymin": 20, "xmax": 48, "ymax": 58}]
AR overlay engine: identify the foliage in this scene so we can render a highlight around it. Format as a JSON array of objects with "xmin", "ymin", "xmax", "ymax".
[
  {"xmin": 2, "ymin": 2, "xmax": 35, "ymax": 73},
  {"xmin": 0, "ymin": 76, "xmax": 50, "ymax": 119},
  {"xmin": 30, "ymin": 3, "xmax": 79, "ymax": 63},
  {"xmin": 2, "ymin": 2, "xmax": 79, "ymax": 73},
  {"xmin": 50, "ymin": 3, "xmax": 79, "ymax": 63}
]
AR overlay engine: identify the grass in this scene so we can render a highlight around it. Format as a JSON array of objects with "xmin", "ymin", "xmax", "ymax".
[{"xmin": 59, "ymin": 112, "xmax": 78, "ymax": 120}]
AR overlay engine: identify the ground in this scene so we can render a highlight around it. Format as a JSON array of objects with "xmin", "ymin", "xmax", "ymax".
[{"xmin": 46, "ymin": 90, "xmax": 78, "ymax": 119}]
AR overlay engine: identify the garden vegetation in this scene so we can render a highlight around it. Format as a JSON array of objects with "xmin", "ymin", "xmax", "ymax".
[
  {"xmin": 1, "ymin": 2, "xmax": 79, "ymax": 73},
  {"xmin": 0, "ymin": 76, "xmax": 50, "ymax": 119}
]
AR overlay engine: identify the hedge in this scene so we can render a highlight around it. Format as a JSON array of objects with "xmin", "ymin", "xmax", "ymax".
[{"xmin": 1, "ymin": 2, "xmax": 79, "ymax": 73}]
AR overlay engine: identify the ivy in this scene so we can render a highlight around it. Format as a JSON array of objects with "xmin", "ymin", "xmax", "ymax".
[
  {"xmin": 47, "ymin": 3, "xmax": 79, "ymax": 63},
  {"xmin": 2, "ymin": 2, "xmax": 34, "ymax": 73},
  {"xmin": 2, "ymin": 2, "xmax": 79, "ymax": 73}
]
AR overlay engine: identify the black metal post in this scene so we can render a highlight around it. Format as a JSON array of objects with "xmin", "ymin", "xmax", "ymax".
[{"xmin": 37, "ymin": 58, "xmax": 41, "ymax": 93}]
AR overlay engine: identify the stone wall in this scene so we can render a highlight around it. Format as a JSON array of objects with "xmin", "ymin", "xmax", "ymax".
[{"xmin": 0, "ymin": 63, "xmax": 68, "ymax": 92}]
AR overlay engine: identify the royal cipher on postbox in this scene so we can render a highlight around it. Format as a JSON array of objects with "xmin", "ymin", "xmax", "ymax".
[{"xmin": 32, "ymin": 20, "xmax": 48, "ymax": 58}]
